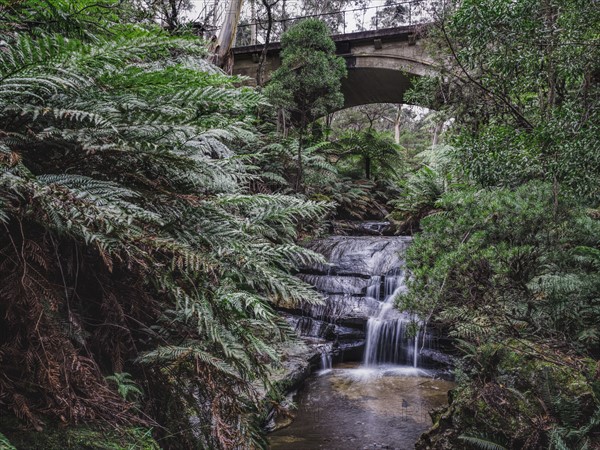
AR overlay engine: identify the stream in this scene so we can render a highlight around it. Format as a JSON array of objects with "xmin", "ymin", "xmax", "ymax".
[
  {"xmin": 270, "ymin": 227, "xmax": 454, "ymax": 449},
  {"xmin": 269, "ymin": 363, "xmax": 454, "ymax": 449}
]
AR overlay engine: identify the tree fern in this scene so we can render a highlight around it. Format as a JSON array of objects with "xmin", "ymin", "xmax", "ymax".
[{"xmin": 0, "ymin": 5, "xmax": 332, "ymax": 448}]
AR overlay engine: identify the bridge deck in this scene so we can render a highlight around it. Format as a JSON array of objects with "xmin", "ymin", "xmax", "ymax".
[{"xmin": 232, "ymin": 25, "xmax": 426, "ymax": 55}]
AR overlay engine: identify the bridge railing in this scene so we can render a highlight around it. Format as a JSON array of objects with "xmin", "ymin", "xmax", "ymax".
[{"xmin": 232, "ymin": 1, "xmax": 433, "ymax": 47}]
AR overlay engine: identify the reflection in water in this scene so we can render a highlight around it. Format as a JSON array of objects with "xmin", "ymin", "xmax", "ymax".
[{"xmin": 269, "ymin": 362, "xmax": 454, "ymax": 450}]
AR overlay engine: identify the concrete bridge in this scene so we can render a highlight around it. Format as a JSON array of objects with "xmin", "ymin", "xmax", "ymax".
[{"xmin": 231, "ymin": 25, "xmax": 435, "ymax": 109}]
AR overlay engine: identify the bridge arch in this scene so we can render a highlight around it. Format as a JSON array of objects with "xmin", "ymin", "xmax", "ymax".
[{"xmin": 231, "ymin": 26, "xmax": 436, "ymax": 108}]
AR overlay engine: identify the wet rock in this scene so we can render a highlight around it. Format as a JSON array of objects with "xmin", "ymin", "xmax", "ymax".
[
  {"xmin": 280, "ymin": 312, "xmax": 366, "ymax": 340},
  {"xmin": 264, "ymin": 390, "xmax": 297, "ymax": 432},
  {"xmin": 419, "ymin": 349, "xmax": 456, "ymax": 368},
  {"xmin": 331, "ymin": 221, "xmax": 396, "ymax": 236},
  {"xmin": 296, "ymin": 274, "xmax": 373, "ymax": 295},
  {"xmin": 304, "ymin": 236, "xmax": 411, "ymax": 276},
  {"xmin": 303, "ymin": 294, "xmax": 382, "ymax": 324},
  {"xmin": 290, "ymin": 235, "xmax": 413, "ymax": 344}
]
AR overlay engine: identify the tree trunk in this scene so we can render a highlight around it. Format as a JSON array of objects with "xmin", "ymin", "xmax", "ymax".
[
  {"xmin": 211, "ymin": 0, "xmax": 219, "ymax": 27},
  {"xmin": 365, "ymin": 156, "xmax": 371, "ymax": 180},
  {"xmin": 432, "ymin": 121, "xmax": 443, "ymax": 147},
  {"xmin": 325, "ymin": 113, "xmax": 334, "ymax": 138},
  {"xmin": 162, "ymin": 0, "xmax": 179, "ymax": 30},
  {"xmin": 169, "ymin": 0, "xmax": 178, "ymax": 29},
  {"xmin": 250, "ymin": 0, "xmax": 257, "ymax": 45},
  {"xmin": 277, "ymin": 108, "xmax": 288, "ymax": 136},
  {"xmin": 282, "ymin": 0, "xmax": 288, "ymax": 31},
  {"xmin": 394, "ymin": 105, "xmax": 401, "ymax": 145},
  {"xmin": 257, "ymin": 0, "xmax": 279, "ymax": 86},
  {"xmin": 214, "ymin": 0, "xmax": 244, "ymax": 71}
]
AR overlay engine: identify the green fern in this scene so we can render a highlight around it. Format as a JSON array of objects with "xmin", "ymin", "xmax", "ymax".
[
  {"xmin": 0, "ymin": 9, "xmax": 332, "ymax": 449},
  {"xmin": 105, "ymin": 373, "xmax": 143, "ymax": 402},
  {"xmin": 458, "ymin": 435, "xmax": 508, "ymax": 450},
  {"xmin": 0, "ymin": 432, "xmax": 16, "ymax": 450}
]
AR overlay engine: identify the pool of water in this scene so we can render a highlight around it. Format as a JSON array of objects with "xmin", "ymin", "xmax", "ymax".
[{"xmin": 269, "ymin": 362, "xmax": 454, "ymax": 450}]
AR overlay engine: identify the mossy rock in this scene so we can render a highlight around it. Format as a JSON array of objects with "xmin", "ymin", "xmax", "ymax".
[
  {"xmin": 417, "ymin": 339, "xmax": 600, "ymax": 449},
  {"xmin": 493, "ymin": 339, "xmax": 597, "ymax": 422},
  {"xmin": 1, "ymin": 419, "xmax": 159, "ymax": 450}
]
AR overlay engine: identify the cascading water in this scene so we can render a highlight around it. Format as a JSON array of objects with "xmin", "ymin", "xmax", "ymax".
[
  {"xmin": 363, "ymin": 267, "xmax": 423, "ymax": 367},
  {"xmin": 293, "ymin": 234, "xmax": 432, "ymax": 368},
  {"xmin": 320, "ymin": 351, "xmax": 332, "ymax": 371}
]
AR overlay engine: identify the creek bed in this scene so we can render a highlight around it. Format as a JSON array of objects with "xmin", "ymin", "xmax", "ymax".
[{"xmin": 269, "ymin": 362, "xmax": 454, "ymax": 450}]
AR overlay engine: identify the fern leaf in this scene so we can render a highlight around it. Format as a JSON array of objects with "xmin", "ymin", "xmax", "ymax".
[{"xmin": 458, "ymin": 435, "xmax": 508, "ymax": 450}]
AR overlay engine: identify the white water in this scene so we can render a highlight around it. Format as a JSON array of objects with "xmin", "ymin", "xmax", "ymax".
[
  {"xmin": 296, "ymin": 234, "xmax": 431, "ymax": 368},
  {"xmin": 363, "ymin": 268, "xmax": 423, "ymax": 367},
  {"xmin": 320, "ymin": 351, "xmax": 332, "ymax": 372}
]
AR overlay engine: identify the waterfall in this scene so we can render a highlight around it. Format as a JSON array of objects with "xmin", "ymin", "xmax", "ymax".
[
  {"xmin": 365, "ymin": 276, "xmax": 381, "ymax": 301},
  {"xmin": 320, "ymin": 351, "xmax": 332, "ymax": 371},
  {"xmin": 292, "ymin": 233, "xmax": 431, "ymax": 368},
  {"xmin": 363, "ymin": 267, "xmax": 423, "ymax": 367},
  {"xmin": 363, "ymin": 314, "xmax": 422, "ymax": 367}
]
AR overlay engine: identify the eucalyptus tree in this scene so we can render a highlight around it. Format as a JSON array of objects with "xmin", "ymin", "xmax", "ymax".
[
  {"xmin": 416, "ymin": 0, "xmax": 600, "ymax": 204},
  {"xmin": 0, "ymin": 1, "xmax": 329, "ymax": 448},
  {"xmin": 264, "ymin": 19, "xmax": 347, "ymax": 190},
  {"xmin": 214, "ymin": 0, "xmax": 245, "ymax": 69},
  {"xmin": 371, "ymin": 0, "xmax": 410, "ymax": 28}
]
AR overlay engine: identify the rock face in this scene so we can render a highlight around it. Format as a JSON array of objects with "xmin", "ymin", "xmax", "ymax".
[
  {"xmin": 283, "ymin": 235, "xmax": 413, "ymax": 352},
  {"xmin": 305, "ymin": 236, "xmax": 411, "ymax": 277}
]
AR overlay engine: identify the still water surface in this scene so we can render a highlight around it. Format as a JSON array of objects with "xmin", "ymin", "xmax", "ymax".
[{"xmin": 269, "ymin": 362, "xmax": 454, "ymax": 450}]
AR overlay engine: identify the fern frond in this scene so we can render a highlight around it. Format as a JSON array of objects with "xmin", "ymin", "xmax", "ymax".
[
  {"xmin": 0, "ymin": 432, "xmax": 16, "ymax": 450},
  {"xmin": 458, "ymin": 435, "xmax": 508, "ymax": 450}
]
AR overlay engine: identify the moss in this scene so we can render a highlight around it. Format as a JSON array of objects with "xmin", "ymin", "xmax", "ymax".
[
  {"xmin": 417, "ymin": 340, "xmax": 600, "ymax": 449},
  {"xmin": 1, "ymin": 418, "xmax": 159, "ymax": 450}
]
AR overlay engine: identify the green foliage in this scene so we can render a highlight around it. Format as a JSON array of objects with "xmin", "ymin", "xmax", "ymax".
[
  {"xmin": 1, "ymin": 421, "xmax": 159, "ymax": 450},
  {"xmin": 0, "ymin": 432, "xmax": 16, "ymax": 450},
  {"xmin": 247, "ymin": 137, "xmax": 338, "ymax": 192},
  {"xmin": 549, "ymin": 407, "xmax": 600, "ymax": 450},
  {"xmin": 334, "ymin": 128, "xmax": 404, "ymax": 180},
  {"xmin": 403, "ymin": 182, "xmax": 600, "ymax": 350},
  {"xmin": 389, "ymin": 143, "xmax": 460, "ymax": 232},
  {"xmin": 458, "ymin": 435, "xmax": 508, "ymax": 450},
  {"xmin": 243, "ymin": 131, "xmax": 391, "ymax": 220},
  {"xmin": 405, "ymin": 183, "xmax": 600, "ymax": 448},
  {"xmin": 264, "ymin": 18, "xmax": 347, "ymax": 124},
  {"xmin": 422, "ymin": 339, "xmax": 599, "ymax": 449},
  {"xmin": 264, "ymin": 18, "xmax": 347, "ymax": 190},
  {"xmin": 0, "ymin": 0, "xmax": 127, "ymax": 39},
  {"xmin": 390, "ymin": 165, "xmax": 448, "ymax": 232},
  {"xmin": 422, "ymin": 0, "xmax": 600, "ymax": 203},
  {"xmin": 105, "ymin": 373, "xmax": 143, "ymax": 403},
  {"xmin": 455, "ymin": 120, "xmax": 600, "ymax": 203},
  {"xmin": 0, "ymin": 3, "xmax": 330, "ymax": 448},
  {"xmin": 405, "ymin": 1, "xmax": 600, "ymax": 448}
]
